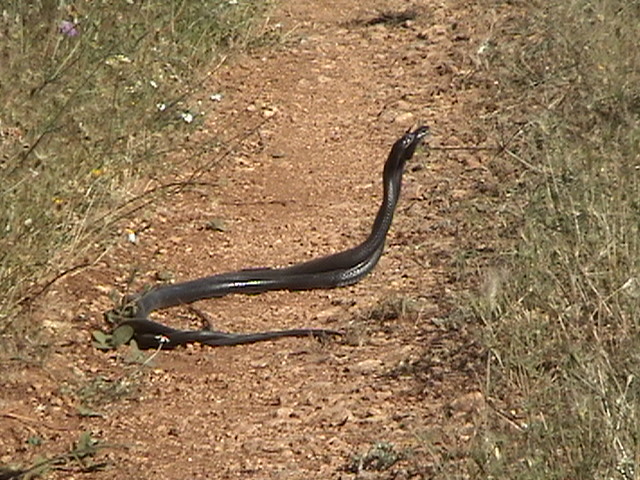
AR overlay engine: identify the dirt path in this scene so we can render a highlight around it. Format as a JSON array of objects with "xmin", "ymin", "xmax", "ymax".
[{"xmin": 1, "ymin": 0, "xmax": 505, "ymax": 478}]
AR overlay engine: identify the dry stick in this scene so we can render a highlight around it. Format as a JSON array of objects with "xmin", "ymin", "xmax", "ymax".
[
  {"xmin": 429, "ymin": 125, "xmax": 520, "ymax": 155},
  {"xmin": 498, "ymin": 125, "xmax": 547, "ymax": 174},
  {"xmin": 429, "ymin": 145, "xmax": 499, "ymax": 152},
  {"xmin": 9, "ymin": 247, "xmax": 114, "ymax": 327},
  {"xmin": 0, "ymin": 411, "xmax": 77, "ymax": 432},
  {"xmin": 504, "ymin": 148, "xmax": 545, "ymax": 174},
  {"xmin": 485, "ymin": 397, "xmax": 527, "ymax": 432},
  {"xmin": 16, "ymin": 262, "xmax": 90, "ymax": 306},
  {"xmin": 0, "ymin": 263, "xmax": 93, "ymax": 336},
  {"xmin": 430, "ymin": 125, "xmax": 547, "ymax": 174},
  {"xmin": 140, "ymin": 339, "xmax": 166, "ymax": 367},
  {"xmin": 97, "ymin": 180, "xmax": 217, "ymax": 230},
  {"xmin": 184, "ymin": 117, "xmax": 270, "ymax": 184},
  {"xmin": 186, "ymin": 305, "xmax": 215, "ymax": 330}
]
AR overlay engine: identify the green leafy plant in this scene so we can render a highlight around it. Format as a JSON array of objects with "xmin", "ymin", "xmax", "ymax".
[{"xmin": 92, "ymin": 324, "xmax": 134, "ymax": 350}]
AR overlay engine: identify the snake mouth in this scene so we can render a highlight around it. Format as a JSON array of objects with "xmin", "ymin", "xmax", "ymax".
[{"xmin": 415, "ymin": 125, "xmax": 430, "ymax": 139}]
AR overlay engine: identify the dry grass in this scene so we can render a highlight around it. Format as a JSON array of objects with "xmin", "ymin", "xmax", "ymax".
[
  {"xmin": 0, "ymin": 1, "xmax": 269, "ymax": 352},
  {"xmin": 465, "ymin": 0, "xmax": 640, "ymax": 478}
]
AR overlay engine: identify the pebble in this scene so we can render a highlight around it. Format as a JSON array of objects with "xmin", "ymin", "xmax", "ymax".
[
  {"xmin": 350, "ymin": 359, "xmax": 383, "ymax": 374},
  {"xmin": 394, "ymin": 111, "xmax": 415, "ymax": 125}
]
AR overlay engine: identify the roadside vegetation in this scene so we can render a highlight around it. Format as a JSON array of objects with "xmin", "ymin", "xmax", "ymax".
[
  {"xmin": 0, "ymin": 1, "xmax": 267, "ymax": 355},
  {"xmin": 467, "ymin": 1, "xmax": 640, "ymax": 478}
]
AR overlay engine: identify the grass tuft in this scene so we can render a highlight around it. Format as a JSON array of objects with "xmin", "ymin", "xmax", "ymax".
[{"xmin": 465, "ymin": 1, "xmax": 640, "ymax": 478}]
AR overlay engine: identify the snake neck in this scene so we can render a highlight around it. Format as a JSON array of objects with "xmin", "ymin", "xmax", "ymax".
[{"xmin": 366, "ymin": 161, "xmax": 403, "ymax": 250}]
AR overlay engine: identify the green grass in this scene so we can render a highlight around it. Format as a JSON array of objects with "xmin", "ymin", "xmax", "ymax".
[
  {"xmin": 0, "ymin": 1, "xmax": 268, "ymax": 353},
  {"xmin": 465, "ymin": 0, "xmax": 640, "ymax": 478}
]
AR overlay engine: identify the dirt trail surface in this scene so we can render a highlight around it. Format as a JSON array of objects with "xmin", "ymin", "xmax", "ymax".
[{"xmin": 1, "ymin": 0, "xmax": 507, "ymax": 478}]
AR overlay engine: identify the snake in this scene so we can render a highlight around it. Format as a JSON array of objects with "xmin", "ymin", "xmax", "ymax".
[{"xmin": 107, "ymin": 126, "xmax": 429, "ymax": 349}]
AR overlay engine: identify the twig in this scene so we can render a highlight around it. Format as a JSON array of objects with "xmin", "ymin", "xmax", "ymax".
[
  {"xmin": 187, "ymin": 305, "xmax": 216, "ymax": 330},
  {"xmin": 183, "ymin": 118, "xmax": 269, "ymax": 184},
  {"xmin": 504, "ymin": 148, "xmax": 545, "ymax": 174},
  {"xmin": 429, "ymin": 145, "xmax": 499, "ymax": 152},
  {"xmin": 1, "ymin": 440, "xmax": 127, "ymax": 480},
  {"xmin": 140, "ymin": 339, "xmax": 165, "ymax": 367},
  {"xmin": 0, "ymin": 411, "xmax": 76, "ymax": 432},
  {"xmin": 98, "ymin": 180, "xmax": 217, "ymax": 229},
  {"xmin": 485, "ymin": 397, "xmax": 527, "ymax": 432},
  {"xmin": 15, "ymin": 262, "xmax": 90, "ymax": 309}
]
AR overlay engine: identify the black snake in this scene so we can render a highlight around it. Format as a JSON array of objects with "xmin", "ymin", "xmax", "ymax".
[{"xmin": 106, "ymin": 126, "xmax": 429, "ymax": 349}]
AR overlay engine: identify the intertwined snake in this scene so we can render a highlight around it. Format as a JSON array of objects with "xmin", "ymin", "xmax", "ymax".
[{"xmin": 105, "ymin": 126, "xmax": 429, "ymax": 349}]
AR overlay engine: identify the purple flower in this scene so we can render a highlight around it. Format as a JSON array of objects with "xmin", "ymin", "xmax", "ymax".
[{"xmin": 59, "ymin": 20, "xmax": 79, "ymax": 37}]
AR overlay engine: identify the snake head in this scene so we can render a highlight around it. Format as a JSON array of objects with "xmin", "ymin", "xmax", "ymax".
[
  {"xmin": 386, "ymin": 125, "xmax": 429, "ymax": 173},
  {"xmin": 401, "ymin": 125, "xmax": 429, "ymax": 157}
]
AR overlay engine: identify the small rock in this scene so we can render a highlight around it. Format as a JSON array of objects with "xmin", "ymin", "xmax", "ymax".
[
  {"xmin": 315, "ymin": 306, "xmax": 343, "ymax": 322},
  {"xmin": 317, "ymin": 403, "xmax": 353, "ymax": 426},
  {"xmin": 155, "ymin": 270, "xmax": 174, "ymax": 282},
  {"xmin": 205, "ymin": 218, "xmax": 227, "ymax": 232},
  {"xmin": 275, "ymin": 407, "xmax": 295, "ymax": 419},
  {"xmin": 262, "ymin": 106, "xmax": 277, "ymax": 118},
  {"xmin": 350, "ymin": 359, "xmax": 383, "ymax": 374},
  {"xmin": 394, "ymin": 112, "xmax": 415, "ymax": 125}
]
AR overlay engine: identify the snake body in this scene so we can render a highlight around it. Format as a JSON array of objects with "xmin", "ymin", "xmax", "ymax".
[{"xmin": 112, "ymin": 126, "xmax": 429, "ymax": 349}]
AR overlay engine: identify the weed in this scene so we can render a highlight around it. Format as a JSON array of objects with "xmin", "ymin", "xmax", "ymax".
[
  {"xmin": 366, "ymin": 295, "xmax": 422, "ymax": 322},
  {"xmin": 347, "ymin": 441, "xmax": 404, "ymax": 473},
  {"xmin": 74, "ymin": 373, "xmax": 138, "ymax": 408},
  {"xmin": 0, "ymin": 431, "xmax": 122, "ymax": 478}
]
